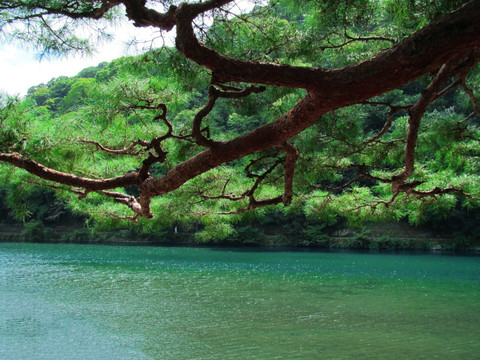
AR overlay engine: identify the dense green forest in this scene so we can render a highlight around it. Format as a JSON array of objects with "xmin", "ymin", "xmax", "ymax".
[{"xmin": 1, "ymin": 0, "xmax": 480, "ymax": 248}]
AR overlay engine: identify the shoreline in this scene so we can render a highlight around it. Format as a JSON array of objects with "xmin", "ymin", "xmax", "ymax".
[
  {"xmin": 1, "ymin": 239, "xmax": 479, "ymax": 256},
  {"xmin": 1, "ymin": 223, "xmax": 478, "ymax": 253}
]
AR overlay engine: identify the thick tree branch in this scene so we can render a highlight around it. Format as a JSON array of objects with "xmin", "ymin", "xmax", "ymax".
[
  {"xmin": 141, "ymin": 91, "xmax": 326, "ymax": 198},
  {"xmin": 211, "ymin": 84, "xmax": 266, "ymax": 98},
  {"xmin": 122, "ymin": 0, "xmax": 177, "ymax": 29},
  {"xmin": 192, "ymin": 83, "xmax": 266, "ymax": 147},
  {"xmin": 0, "ymin": 152, "xmax": 139, "ymax": 190},
  {"xmin": 192, "ymin": 87, "xmax": 219, "ymax": 147},
  {"xmin": 279, "ymin": 142, "xmax": 298, "ymax": 206},
  {"xmin": 392, "ymin": 52, "xmax": 479, "ymax": 192},
  {"xmin": 101, "ymin": 190, "xmax": 142, "ymax": 217},
  {"xmin": 2, "ymin": 1, "xmax": 480, "ymax": 220},
  {"xmin": 460, "ymin": 80, "xmax": 480, "ymax": 117},
  {"xmin": 175, "ymin": 0, "xmax": 480, "ymax": 96},
  {"xmin": 181, "ymin": 0, "xmax": 235, "ymax": 19}
]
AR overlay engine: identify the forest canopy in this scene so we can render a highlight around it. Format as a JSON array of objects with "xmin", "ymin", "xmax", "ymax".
[{"xmin": 1, "ymin": 0, "xmax": 480, "ymax": 240}]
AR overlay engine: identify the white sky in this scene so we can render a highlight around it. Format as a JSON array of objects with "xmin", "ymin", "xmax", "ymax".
[
  {"xmin": 0, "ymin": 24, "xmax": 171, "ymax": 96},
  {"xmin": 0, "ymin": 44, "xmax": 120, "ymax": 96}
]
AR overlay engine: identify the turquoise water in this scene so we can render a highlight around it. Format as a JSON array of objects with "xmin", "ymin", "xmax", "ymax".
[{"xmin": 0, "ymin": 243, "xmax": 479, "ymax": 359}]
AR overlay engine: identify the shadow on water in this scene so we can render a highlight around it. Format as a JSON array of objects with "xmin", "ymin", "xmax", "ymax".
[{"xmin": 208, "ymin": 244, "xmax": 480, "ymax": 257}]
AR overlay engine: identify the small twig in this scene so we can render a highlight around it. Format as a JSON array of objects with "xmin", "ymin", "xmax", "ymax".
[
  {"xmin": 460, "ymin": 80, "xmax": 480, "ymax": 117},
  {"xmin": 78, "ymin": 138, "xmax": 148, "ymax": 155},
  {"xmin": 315, "ymin": 163, "xmax": 393, "ymax": 193},
  {"xmin": 361, "ymin": 101, "xmax": 410, "ymax": 147},
  {"xmin": 409, "ymin": 186, "xmax": 472, "ymax": 199},
  {"xmin": 345, "ymin": 192, "xmax": 400, "ymax": 213}
]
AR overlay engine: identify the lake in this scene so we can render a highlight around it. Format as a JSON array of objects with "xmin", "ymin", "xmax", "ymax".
[{"xmin": 0, "ymin": 243, "xmax": 479, "ymax": 359}]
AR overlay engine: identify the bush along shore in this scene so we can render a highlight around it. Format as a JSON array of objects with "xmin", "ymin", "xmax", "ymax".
[
  {"xmin": 1, "ymin": 217, "xmax": 479, "ymax": 252},
  {"xmin": 1, "ymin": 187, "xmax": 479, "ymax": 251}
]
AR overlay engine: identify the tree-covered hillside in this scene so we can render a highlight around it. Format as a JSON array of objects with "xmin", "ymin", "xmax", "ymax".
[{"xmin": 1, "ymin": 0, "xmax": 480, "ymax": 245}]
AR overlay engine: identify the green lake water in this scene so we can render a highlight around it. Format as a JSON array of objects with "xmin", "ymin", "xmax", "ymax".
[{"xmin": 0, "ymin": 243, "xmax": 479, "ymax": 359}]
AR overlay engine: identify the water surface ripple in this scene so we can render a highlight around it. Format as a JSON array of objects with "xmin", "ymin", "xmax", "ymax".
[{"xmin": 0, "ymin": 243, "xmax": 479, "ymax": 359}]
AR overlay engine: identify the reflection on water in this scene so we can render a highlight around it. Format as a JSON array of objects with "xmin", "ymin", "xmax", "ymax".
[{"xmin": 0, "ymin": 243, "xmax": 479, "ymax": 359}]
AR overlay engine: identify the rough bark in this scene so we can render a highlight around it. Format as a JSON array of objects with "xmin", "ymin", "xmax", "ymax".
[
  {"xmin": 174, "ymin": 0, "xmax": 480, "ymax": 95},
  {"xmin": 140, "ymin": 0, "xmax": 480, "ymax": 198},
  {"xmin": 0, "ymin": 152, "xmax": 139, "ymax": 190},
  {"xmin": 2, "ymin": 0, "xmax": 480, "ymax": 218}
]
